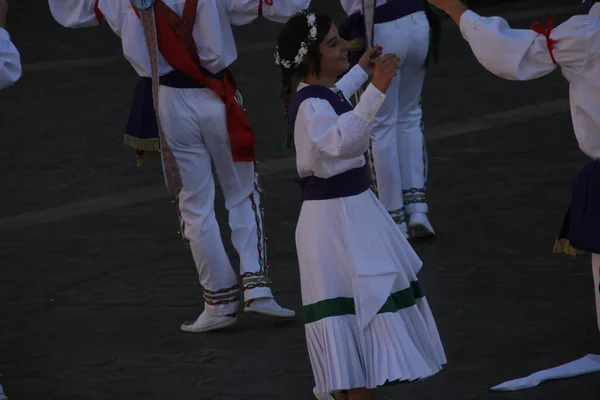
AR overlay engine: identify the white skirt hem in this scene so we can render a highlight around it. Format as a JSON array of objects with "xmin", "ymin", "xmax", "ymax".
[{"xmin": 306, "ymin": 298, "xmax": 447, "ymax": 393}]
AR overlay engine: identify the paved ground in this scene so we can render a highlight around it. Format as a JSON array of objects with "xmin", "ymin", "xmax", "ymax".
[{"xmin": 1, "ymin": 0, "xmax": 599, "ymax": 399}]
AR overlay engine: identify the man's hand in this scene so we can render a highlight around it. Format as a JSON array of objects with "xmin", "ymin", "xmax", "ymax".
[
  {"xmin": 427, "ymin": 0, "xmax": 468, "ymax": 25},
  {"xmin": 0, "ymin": 0, "xmax": 8, "ymax": 29},
  {"xmin": 357, "ymin": 45, "xmax": 383, "ymax": 77}
]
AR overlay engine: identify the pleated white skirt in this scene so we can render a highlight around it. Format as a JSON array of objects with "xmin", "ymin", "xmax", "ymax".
[{"xmin": 296, "ymin": 190, "xmax": 446, "ymax": 393}]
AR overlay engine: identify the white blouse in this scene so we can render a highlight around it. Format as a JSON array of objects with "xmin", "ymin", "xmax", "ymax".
[
  {"xmin": 459, "ymin": 10, "xmax": 600, "ymax": 159},
  {"xmin": 0, "ymin": 28, "xmax": 21, "ymax": 90},
  {"xmin": 294, "ymin": 65, "xmax": 386, "ymax": 179},
  {"xmin": 48, "ymin": 0, "xmax": 310, "ymax": 77}
]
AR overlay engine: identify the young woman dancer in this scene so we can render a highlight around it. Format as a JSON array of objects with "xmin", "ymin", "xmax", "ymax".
[{"xmin": 276, "ymin": 9, "xmax": 447, "ymax": 400}]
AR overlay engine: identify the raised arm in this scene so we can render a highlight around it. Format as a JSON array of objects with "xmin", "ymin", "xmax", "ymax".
[
  {"xmin": 296, "ymin": 84, "xmax": 386, "ymax": 160},
  {"xmin": 459, "ymin": 11, "xmax": 557, "ymax": 80},
  {"xmin": 223, "ymin": 0, "xmax": 312, "ymax": 25},
  {"xmin": 429, "ymin": 0, "xmax": 594, "ymax": 80},
  {"xmin": 48, "ymin": 0, "xmax": 103, "ymax": 28},
  {"xmin": 461, "ymin": 11, "xmax": 598, "ymax": 80},
  {"xmin": 334, "ymin": 64, "xmax": 370, "ymax": 101}
]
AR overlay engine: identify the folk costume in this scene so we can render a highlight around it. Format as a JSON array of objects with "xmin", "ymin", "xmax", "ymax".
[
  {"xmin": 284, "ymin": 46, "xmax": 447, "ymax": 394},
  {"xmin": 48, "ymin": 0, "xmax": 310, "ymax": 333},
  {"xmin": 455, "ymin": 0, "xmax": 600, "ymax": 390},
  {"xmin": 338, "ymin": 0, "xmax": 442, "ymax": 238}
]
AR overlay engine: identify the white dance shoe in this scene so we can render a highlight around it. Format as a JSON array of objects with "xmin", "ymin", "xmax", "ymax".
[
  {"xmin": 244, "ymin": 298, "xmax": 296, "ymax": 318},
  {"xmin": 180, "ymin": 310, "xmax": 237, "ymax": 333},
  {"xmin": 408, "ymin": 212, "xmax": 435, "ymax": 238}
]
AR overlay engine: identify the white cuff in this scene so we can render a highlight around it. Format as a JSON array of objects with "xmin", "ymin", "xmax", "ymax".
[
  {"xmin": 348, "ymin": 64, "xmax": 369, "ymax": 87},
  {"xmin": 459, "ymin": 10, "xmax": 482, "ymax": 33},
  {"xmin": 353, "ymin": 83, "xmax": 385, "ymax": 122}
]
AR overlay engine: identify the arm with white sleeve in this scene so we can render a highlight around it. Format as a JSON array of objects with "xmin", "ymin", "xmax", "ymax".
[
  {"xmin": 223, "ymin": 0, "xmax": 312, "ymax": 25},
  {"xmin": 458, "ymin": 10, "xmax": 595, "ymax": 81},
  {"xmin": 0, "ymin": 28, "xmax": 21, "ymax": 89},
  {"xmin": 48, "ymin": 1, "xmax": 125, "ymax": 39},
  {"xmin": 296, "ymin": 84, "xmax": 386, "ymax": 160},
  {"xmin": 334, "ymin": 64, "xmax": 370, "ymax": 102}
]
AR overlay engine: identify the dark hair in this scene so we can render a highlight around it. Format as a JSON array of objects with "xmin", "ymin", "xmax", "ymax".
[{"xmin": 276, "ymin": 13, "xmax": 334, "ymax": 115}]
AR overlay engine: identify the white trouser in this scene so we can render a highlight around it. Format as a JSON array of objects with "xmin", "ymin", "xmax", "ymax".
[
  {"xmin": 158, "ymin": 86, "xmax": 273, "ymax": 316},
  {"xmin": 593, "ymin": 253, "xmax": 600, "ymax": 332},
  {"xmin": 371, "ymin": 11, "xmax": 430, "ymax": 223}
]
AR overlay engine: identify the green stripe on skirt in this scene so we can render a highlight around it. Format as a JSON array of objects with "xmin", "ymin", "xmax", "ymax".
[{"xmin": 303, "ymin": 281, "xmax": 424, "ymax": 324}]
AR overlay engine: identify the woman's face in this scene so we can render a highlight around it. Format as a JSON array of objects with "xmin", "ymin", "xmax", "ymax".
[{"xmin": 317, "ymin": 24, "xmax": 350, "ymax": 78}]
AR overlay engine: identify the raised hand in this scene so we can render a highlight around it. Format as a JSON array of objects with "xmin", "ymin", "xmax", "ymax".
[
  {"xmin": 357, "ymin": 45, "xmax": 383, "ymax": 77},
  {"xmin": 371, "ymin": 54, "xmax": 400, "ymax": 93}
]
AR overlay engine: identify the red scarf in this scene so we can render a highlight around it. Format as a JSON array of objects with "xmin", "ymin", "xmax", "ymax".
[
  {"xmin": 131, "ymin": 0, "xmax": 256, "ymax": 162},
  {"xmin": 93, "ymin": 0, "xmax": 104, "ymax": 23}
]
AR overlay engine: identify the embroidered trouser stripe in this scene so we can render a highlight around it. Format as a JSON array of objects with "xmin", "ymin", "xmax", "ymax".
[
  {"xmin": 203, "ymin": 284, "xmax": 240, "ymax": 306},
  {"xmin": 230, "ymin": 171, "xmax": 273, "ymax": 302},
  {"xmin": 388, "ymin": 208, "xmax": 406, "ymax": 225}
]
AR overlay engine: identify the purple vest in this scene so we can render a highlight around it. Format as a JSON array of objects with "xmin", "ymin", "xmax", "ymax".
[{"xmin": 287, "ymin": 85, "xmax": 370, "ymax": 201}]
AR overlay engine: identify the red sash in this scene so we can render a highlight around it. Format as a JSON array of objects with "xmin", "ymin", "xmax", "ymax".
[
  {"xmin": 258, "ymin": 0, "xmax": 274, "ymax": 16},
  {"xmin": 94, "ymin": 0, "xmax": 104, "ymax": 24},
  {"xmin": 131, "ymin": 0, "xmax": 256, "ymax": 162}
]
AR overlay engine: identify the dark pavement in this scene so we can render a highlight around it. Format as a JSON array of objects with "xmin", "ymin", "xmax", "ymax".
[{"xmin": 0, "ymin": 1, "xmax": 599, "ymax": 399}]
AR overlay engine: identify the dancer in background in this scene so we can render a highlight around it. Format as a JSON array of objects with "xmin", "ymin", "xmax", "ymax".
[
  {"xmin": 48, "ymin": 0, "xmax": 311, "ymax": 333},
  {"xmin": 338, "ymin": 0, "xmax": 441, "ymax": 239},
  {"xmin": 427, "ymin": 0, "xmax": 600, "ymax": 390}
]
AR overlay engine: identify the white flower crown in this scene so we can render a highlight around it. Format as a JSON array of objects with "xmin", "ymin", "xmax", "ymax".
[{"xmin": 274, "ymin": 9, "xmax": 318, "ymax": 69}]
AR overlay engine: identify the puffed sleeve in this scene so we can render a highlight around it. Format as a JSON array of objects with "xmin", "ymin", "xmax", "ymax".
[
  {"xmin": 0, "ymin": 28, "xmax": 21, "ymax": 90},
  {"xmin": 459, "ymin": 11, "xmax": 595, "ymax": 80},
  {"xmin": 296, "ymin": 84, "xmax": 386, "ymax": 160},
  {"xmin": 223, "ymin": 0, "xmax": 311, "ymax": 25}
]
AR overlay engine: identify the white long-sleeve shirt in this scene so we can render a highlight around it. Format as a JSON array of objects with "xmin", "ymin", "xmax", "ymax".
[
  {"xmin": 0, "ymin": 28, "xmax": 22, "ymax": 90},
  {"xmin": 294, "ymin": 65, "xmax": 386, "ymax": 179},
  {"xmin": 48, "ymin": 0, "xmax": 310, "ymax": 77},
  {"xmin": 459, "ymin": 10, "xmax": 600, "ymax": 159}
]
